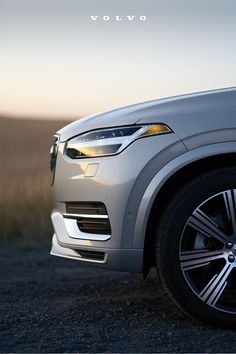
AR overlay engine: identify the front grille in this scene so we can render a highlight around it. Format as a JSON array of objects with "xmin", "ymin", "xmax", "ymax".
[
  {"xmin": 50, "ymin": 135, "xmax": 60, "ymax": 185},
  {"xmin": 65, "ymin": 202, "xmax": 111, "ymax": 235}
]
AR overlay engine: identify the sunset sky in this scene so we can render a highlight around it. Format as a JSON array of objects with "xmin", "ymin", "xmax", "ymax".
[{"xmin": 0, "ymin": 0, "xmax": 236, "ymax": 119}]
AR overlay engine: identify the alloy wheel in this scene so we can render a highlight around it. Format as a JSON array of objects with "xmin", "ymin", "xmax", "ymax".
[{"xmin": 179, "ymin": 189, "xmax": 236, "ymax": 314}]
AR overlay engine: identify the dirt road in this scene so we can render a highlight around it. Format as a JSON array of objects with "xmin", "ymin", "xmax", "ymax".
[{"xmin": 1, "ymin": 244, "xmax": 235, "ymax": 353}]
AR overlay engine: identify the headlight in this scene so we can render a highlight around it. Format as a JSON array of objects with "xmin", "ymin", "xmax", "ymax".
[{"xmin": 66, "ymin": 124, "xmax": 171, "ymax": 159}]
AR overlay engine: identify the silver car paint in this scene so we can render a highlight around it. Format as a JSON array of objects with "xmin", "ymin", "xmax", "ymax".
[
  {"xmin": 58, "ymin": 88, "xmax": 236, "ymax": 143},
  {"xmin": 51, "ymin": 87, "xmax": 236, "ymax": 272},
  {"xmin": 53, "ymin": 134, "xmax": 185, "ymax": 249}
]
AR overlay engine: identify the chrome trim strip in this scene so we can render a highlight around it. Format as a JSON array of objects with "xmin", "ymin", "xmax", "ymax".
[
  {"xmin": 52, "ymin": 211, "xmax": 111, "ymax": 242},
  {"xmin": 64, "ymin": 218, "xmax": 111, "ymax": 241},
  {"xmin": 63, "ymin": 213, "xmax": 108, "ymax": 219}
]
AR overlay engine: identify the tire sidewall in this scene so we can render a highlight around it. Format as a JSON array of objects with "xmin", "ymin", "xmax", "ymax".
[{"xmin": 156, "ymin": 169, "xmax": 236, "ymax": 327}]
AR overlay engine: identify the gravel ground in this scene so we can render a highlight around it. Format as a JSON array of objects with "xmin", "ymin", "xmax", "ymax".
[{"xmin": 1, "ymin": 244, "xmax": 236, "ymax": 353}]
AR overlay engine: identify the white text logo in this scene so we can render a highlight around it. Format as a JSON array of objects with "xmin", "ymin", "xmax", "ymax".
[{"xmin": 90, "ymin": 15, "xmax": 147, "ymax": 22}]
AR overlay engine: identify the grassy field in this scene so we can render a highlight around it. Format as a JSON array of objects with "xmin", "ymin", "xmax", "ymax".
[{"xmin": 0, "ymin": 117, "xmax": 72, "ymax": 243}]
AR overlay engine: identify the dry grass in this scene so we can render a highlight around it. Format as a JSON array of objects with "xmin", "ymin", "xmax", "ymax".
[{"xmin": 0, "ymin": 117, "xmax": 72, "ymax": 242}]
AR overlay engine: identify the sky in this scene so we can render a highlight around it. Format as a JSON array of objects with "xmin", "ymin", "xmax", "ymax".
[{"xmin": 0, "ymin": 0, "xmax": 236, "ymax": 119}]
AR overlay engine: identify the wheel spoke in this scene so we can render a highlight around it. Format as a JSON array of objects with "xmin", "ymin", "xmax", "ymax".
[
  {"xmin": 188, "ymin": 209, "xmax": 227, "ymax": 244},
  {"xmin": 223, "ymin": 190, "xmax": 236, "ymax": 235},
  {"xmin": 180, "ymin": 249, "xmax": 225, "ymax": 271},
  {"xmin": 199, "ymin": 262, "xmax": 233, "ymax": 306},
  {"xmin": 180, "ymin": 189, "xmax": 236, "ymax": 314}
]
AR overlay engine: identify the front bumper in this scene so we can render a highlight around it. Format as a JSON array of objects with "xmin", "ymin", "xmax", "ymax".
[
  {"xmin": 51, "ymin": 231, "xmax": 143, "ymax": 272},
  {"xmin": 51, "ymin": 132, "xmax": 185, "ymax": 272}
]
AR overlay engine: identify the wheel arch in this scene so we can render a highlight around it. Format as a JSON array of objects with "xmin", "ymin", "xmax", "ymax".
[{"xmin": 132, "ymin": 143, "xmax": 236, "ymax": 273}]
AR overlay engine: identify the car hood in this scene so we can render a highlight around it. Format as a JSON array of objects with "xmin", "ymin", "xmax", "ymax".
[{"xmin": 58, "ymin": 88, "xmax": 236, "ymax": 142}]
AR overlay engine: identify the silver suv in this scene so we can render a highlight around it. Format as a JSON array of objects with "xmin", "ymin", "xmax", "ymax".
[{"xmin": 50, "ymin": 88, "xmax": 236, "ymax": 326}]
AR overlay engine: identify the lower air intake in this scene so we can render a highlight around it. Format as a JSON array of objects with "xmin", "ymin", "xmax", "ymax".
[
  {"xmin": 75, "ymin": 250, "xmax": 105, "ymax": 261},
  {"xmin": 65, "ymin": 202, "xmax": 111, "ymax": 235},
  {"xmin": 66, "ymin": 202, "xmax": 107, "ymax": 216}
]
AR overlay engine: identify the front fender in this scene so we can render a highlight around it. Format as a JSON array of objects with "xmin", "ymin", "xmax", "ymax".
[{"xmin": 133, "ymin": 141, "xmax": 236, "ymax": 249}]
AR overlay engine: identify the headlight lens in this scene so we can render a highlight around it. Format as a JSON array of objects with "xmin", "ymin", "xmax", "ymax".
[{"xmin": 66, "ymin": 124, "xmax": 171, "ymax": 159}]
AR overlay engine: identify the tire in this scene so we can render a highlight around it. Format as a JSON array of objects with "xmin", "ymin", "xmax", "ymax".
[{"xmin": 155, "ymin": 168, "xmax": 236, "ymax": 327}]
